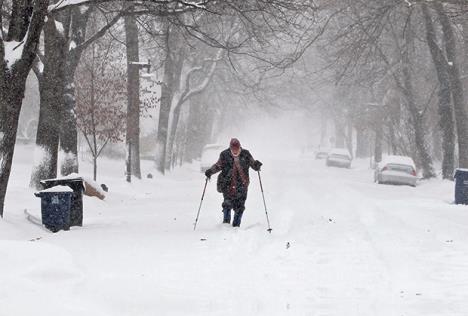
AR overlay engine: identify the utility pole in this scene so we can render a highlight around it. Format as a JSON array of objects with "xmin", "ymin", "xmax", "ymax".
[
  {"xmin": 124, "ymin": 7, "xmax": 150, "ymax": 183},
  {"xmin": 125, "ymin": 60, "xmax": 150, "ymax": 182}
]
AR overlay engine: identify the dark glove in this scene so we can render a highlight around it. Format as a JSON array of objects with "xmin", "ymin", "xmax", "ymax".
[
  {"xmin": 205, "ymin": 169, "xmax": 213, "ymax": 179},
  {"xmin": 253, "ymin": 160, "xmax": 263, "ymax": 171}
]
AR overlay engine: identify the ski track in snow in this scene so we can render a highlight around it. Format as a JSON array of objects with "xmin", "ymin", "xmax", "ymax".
[{"xmin": 1, "ymin": 145, "xmax": 468, "ymax": 315}]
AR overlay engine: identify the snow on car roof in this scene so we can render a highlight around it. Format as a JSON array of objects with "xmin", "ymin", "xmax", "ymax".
[
  {"xmin": 381, "ymin": 155, "xmax": 416, "ymax": 168},
  {"xmin": 315, "ymin": 147, "xmax": 331, "ymax": 153},
  {"xmin": 203, "ymin": 144, "xmax": 223, "ymax": 150},
  {"xmin": 329, "ymin": 148, "xmax": 351, "ymax": 156}
]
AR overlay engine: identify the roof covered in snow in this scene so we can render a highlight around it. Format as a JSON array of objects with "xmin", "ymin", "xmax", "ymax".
[
  {"xmin": 329, "ymin": 148, "xmax": 351, "ymax": 157},
  {"xmin": 315, "ymin": 147, "xmax": 331, "ymax": 153},
  {"xmin": 202, "ymin": 144, "xmax": 224, "ymax": 150},
  {"xmin": 380, "ymin": 155, "xmax": 416, "ymax": 168}
]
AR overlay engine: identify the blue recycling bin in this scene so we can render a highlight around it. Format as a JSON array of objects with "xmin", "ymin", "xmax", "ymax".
[
  {"xmin": 40, "ymin": 177, "xmax": 84, "ymax": 227},
  {"xmin": 35, "ymin": 187, "xmax": 74, "ymax": 233},
  {"xmin": 454, "ymin": 168, "xmax": 468, "ymax": 205}
]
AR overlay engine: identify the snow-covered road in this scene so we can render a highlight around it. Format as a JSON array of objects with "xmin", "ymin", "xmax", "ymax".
[{"xmin": 1, "ymin": 147, "xmax": 468, "ymax": 315}]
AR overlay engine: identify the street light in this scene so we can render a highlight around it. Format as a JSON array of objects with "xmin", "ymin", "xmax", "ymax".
[{"xmin": 128, "ymin": 59, "xmax": 151, "ymax": 73}]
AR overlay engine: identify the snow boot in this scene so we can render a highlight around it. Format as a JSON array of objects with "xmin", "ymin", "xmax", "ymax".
[
  {"xmin": 223, "ymin": 209, "xmax": 231, "ymax": 224},
  {"xmin": 232, "ymin": 210, "xmax": 244, "ymax": 227}
]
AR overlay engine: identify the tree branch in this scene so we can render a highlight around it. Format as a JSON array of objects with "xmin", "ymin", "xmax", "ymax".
[
  {"xmin": 74, "ymin": 11, "xmax": 124, "ymax": 55},
  {"xmin": 50, "ymin": 0, "xmax": 210, "ymax": 13}
]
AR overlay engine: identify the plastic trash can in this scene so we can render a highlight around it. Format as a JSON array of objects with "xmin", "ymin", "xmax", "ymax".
[
  {"xmin": 454, "ymin": 168, "xmax": 468, "ymax": 205},
  {"xmin": 40, "ymin": 177, "xmax": 85, "ymax": 227},
  {"xmin": 35, "ymin": 186, "xmax": 74, "ymax": 232}
]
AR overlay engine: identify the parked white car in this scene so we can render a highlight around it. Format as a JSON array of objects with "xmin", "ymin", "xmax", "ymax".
[
  {"xmin": 374, "ymin": 155, "xmax": 417, "ymax": 187},
  {"xmin": 200, "ymin": 144, "xmax": 224, "ymax": 172},
  {"xmin": 326, "ymin": 148, "xmax": 352, "ymax": 168},
  {"xmin": 315, "ymin": 147, "xmax": 331, "ymax": 159}
]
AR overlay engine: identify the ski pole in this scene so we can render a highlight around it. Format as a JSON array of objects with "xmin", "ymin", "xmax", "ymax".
[
  {"xmin": 193, "ymin": 177, "xmax": 209, "ymax": 231},
  {"xmin": 257, "ymin": 171, "xmax": 272, "ymax": 233}
]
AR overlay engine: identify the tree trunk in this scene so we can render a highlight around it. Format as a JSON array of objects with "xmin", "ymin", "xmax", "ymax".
[
  {"xmin": 345, "ymin": 121, "xmax": 353, "ymax": 158},
  {"xmin": 0, "ymin": 0, "xmax": 48, "ymax": 217},
  {"xmin": 183, "ymin": 96, "xmax": 213, "ymax": 163},
  {"xmin": 183, "ymin": 100, "xmax": 199, "ymax": 163},
  {"xmin": 334, "ymin": 117, "xmax": 345, "ymax": 148},
  {"xmin": 0, "ymin": 90, "xmax": 24, "ymax": 217},
  {"xmin": 30, "ymin": 76, "xmax": 60, "ymax": 188},
  {"xmin": 401, "ymin": 22, "xmax": 435, "ymax": 179},
  {"xmin": 436, "ymin": 3, "xmax": 468, "ymax": 169},
  {"xmin": 91, "ymin": 57, "xmax": 98, "ymax": 182},
  {"xmin": 422, "ymin": 4, "xmax": 455, "ymax": 179},
  {"xmin": 55, "ymin": 10, "xmax": 80, "ymax": 177},
  {"xmin": 388, "ymin": 123, "xmax": 397, "ymax": 155},
  {"xmin": 59, "ymin": 83, "xmax": 79, "ymax": 175},
  {"xmin": 6, "ymin": 1, "xmax": 33, "ymax": 41},
  {"xmin": 155, "ymin": 64, "xmax": 172, "ymax": 174},
  {"xmin": 320, "ymin": 110, "xmax": 327, "ymax": 146},
  {"xmin": 59, "ymin": 70, "xmax": 79, "ymax": 176},
  {"xmin": 374, "ymin": 127, "xmax": 383, "ymax": 164},
  {"xmin": 462, "ymin": 8, "xmax": 468, "ymax": 100},
  {"xmin": 124, "ymin": 11, "xmax": 141, "ymax": 180},
  {"xmin": 93, "ymin": 156, "xmax": 97, "ymax": 181},
  {"xmin": 155, "ymin": 24, "xmax": 185, "ymax": 174},
  {"xmin": 167, "ymin": 102, "xmax": 184, "ymax": 170},
  {"xmin": 31, "ymin": 9, "xmax": 85, "ymax": 180},
  {"xmin": 59, "ymin": 7, "xmax": 92, "ymax": 176},
  {"xmin": 176, "ymin": 120, "xmax": 187, "ymax": 167},
  {"xmin": 355, "ymin": 127, "xmax": 368, "ymax": 158},
  {"xmin": 30, "ymin": 18, "xmax": 66, "ymax": 188}
]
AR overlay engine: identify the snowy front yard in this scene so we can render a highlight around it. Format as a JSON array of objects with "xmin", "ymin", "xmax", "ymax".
[{"xmin": 1, "ymin": 145, "xmax": 468, "ymax": 315}]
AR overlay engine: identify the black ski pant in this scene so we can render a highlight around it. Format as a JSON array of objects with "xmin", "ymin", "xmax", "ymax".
[{"xmin": 222, "ymin": 191, "xmax": 247, "ymax": 227}]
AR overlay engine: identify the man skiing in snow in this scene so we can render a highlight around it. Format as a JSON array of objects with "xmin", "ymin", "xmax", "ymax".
[{"xmin": 204, "ymin": 138, "xmax": 262, "ymax": 227}]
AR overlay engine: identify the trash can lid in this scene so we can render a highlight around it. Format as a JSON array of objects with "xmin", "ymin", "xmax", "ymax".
[
  {"xmin": 454, "ymin": 168, "xmax": 468, "ymax": 178},
  {"xmin": 36, "ymin": 185, "xmax": 74, "ymax": 194},
  {"xmin": 40, "ymin": 175, "xmax": 83, "ymax": 184}
]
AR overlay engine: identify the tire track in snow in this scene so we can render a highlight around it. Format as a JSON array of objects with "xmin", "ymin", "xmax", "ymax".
[
  {"xmin": 246, "ymin": 158, "xmax": 399, "ymax": 315},
  {"xmin": 342, "ymin": 175, "xmax": 468, "ymax": 316}
]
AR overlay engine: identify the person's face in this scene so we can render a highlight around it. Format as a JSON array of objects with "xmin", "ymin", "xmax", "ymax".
[{"xmin": 231, "ymin": 146, "xmax": 241, "ymax": 156}]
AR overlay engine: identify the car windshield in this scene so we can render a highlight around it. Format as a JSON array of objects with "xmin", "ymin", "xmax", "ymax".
[
  {"xmin": 330, "ymin": 154, "xmax": 350, "ymax": 160},
  {"xmin": 385, "ymin": 164, "xmax": 414, "ymax": 174}
]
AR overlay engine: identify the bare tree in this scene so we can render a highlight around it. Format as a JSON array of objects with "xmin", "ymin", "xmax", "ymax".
[
  {"xmin": 314, "ymin": 1, "xmax": 437, "ymax": 177},
  {"xmin": 75, "ymin": 39, "xmax": 126, "ymax": 181},
  {"xmin": 421, "ymin": 3, "xmax": 455, "ymax": 179},
  {"xmin": 435, "ymin": 2, "xmax": 468, "ymax": 169},
  {"xmin": 30, "ymin": 4, "xmax": 123, "ymax": 188}
]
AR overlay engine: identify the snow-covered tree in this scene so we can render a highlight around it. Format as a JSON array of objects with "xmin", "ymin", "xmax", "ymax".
[{"xmin": 0, "ymin": 0, "xmax": 49, "ymax": 217}]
